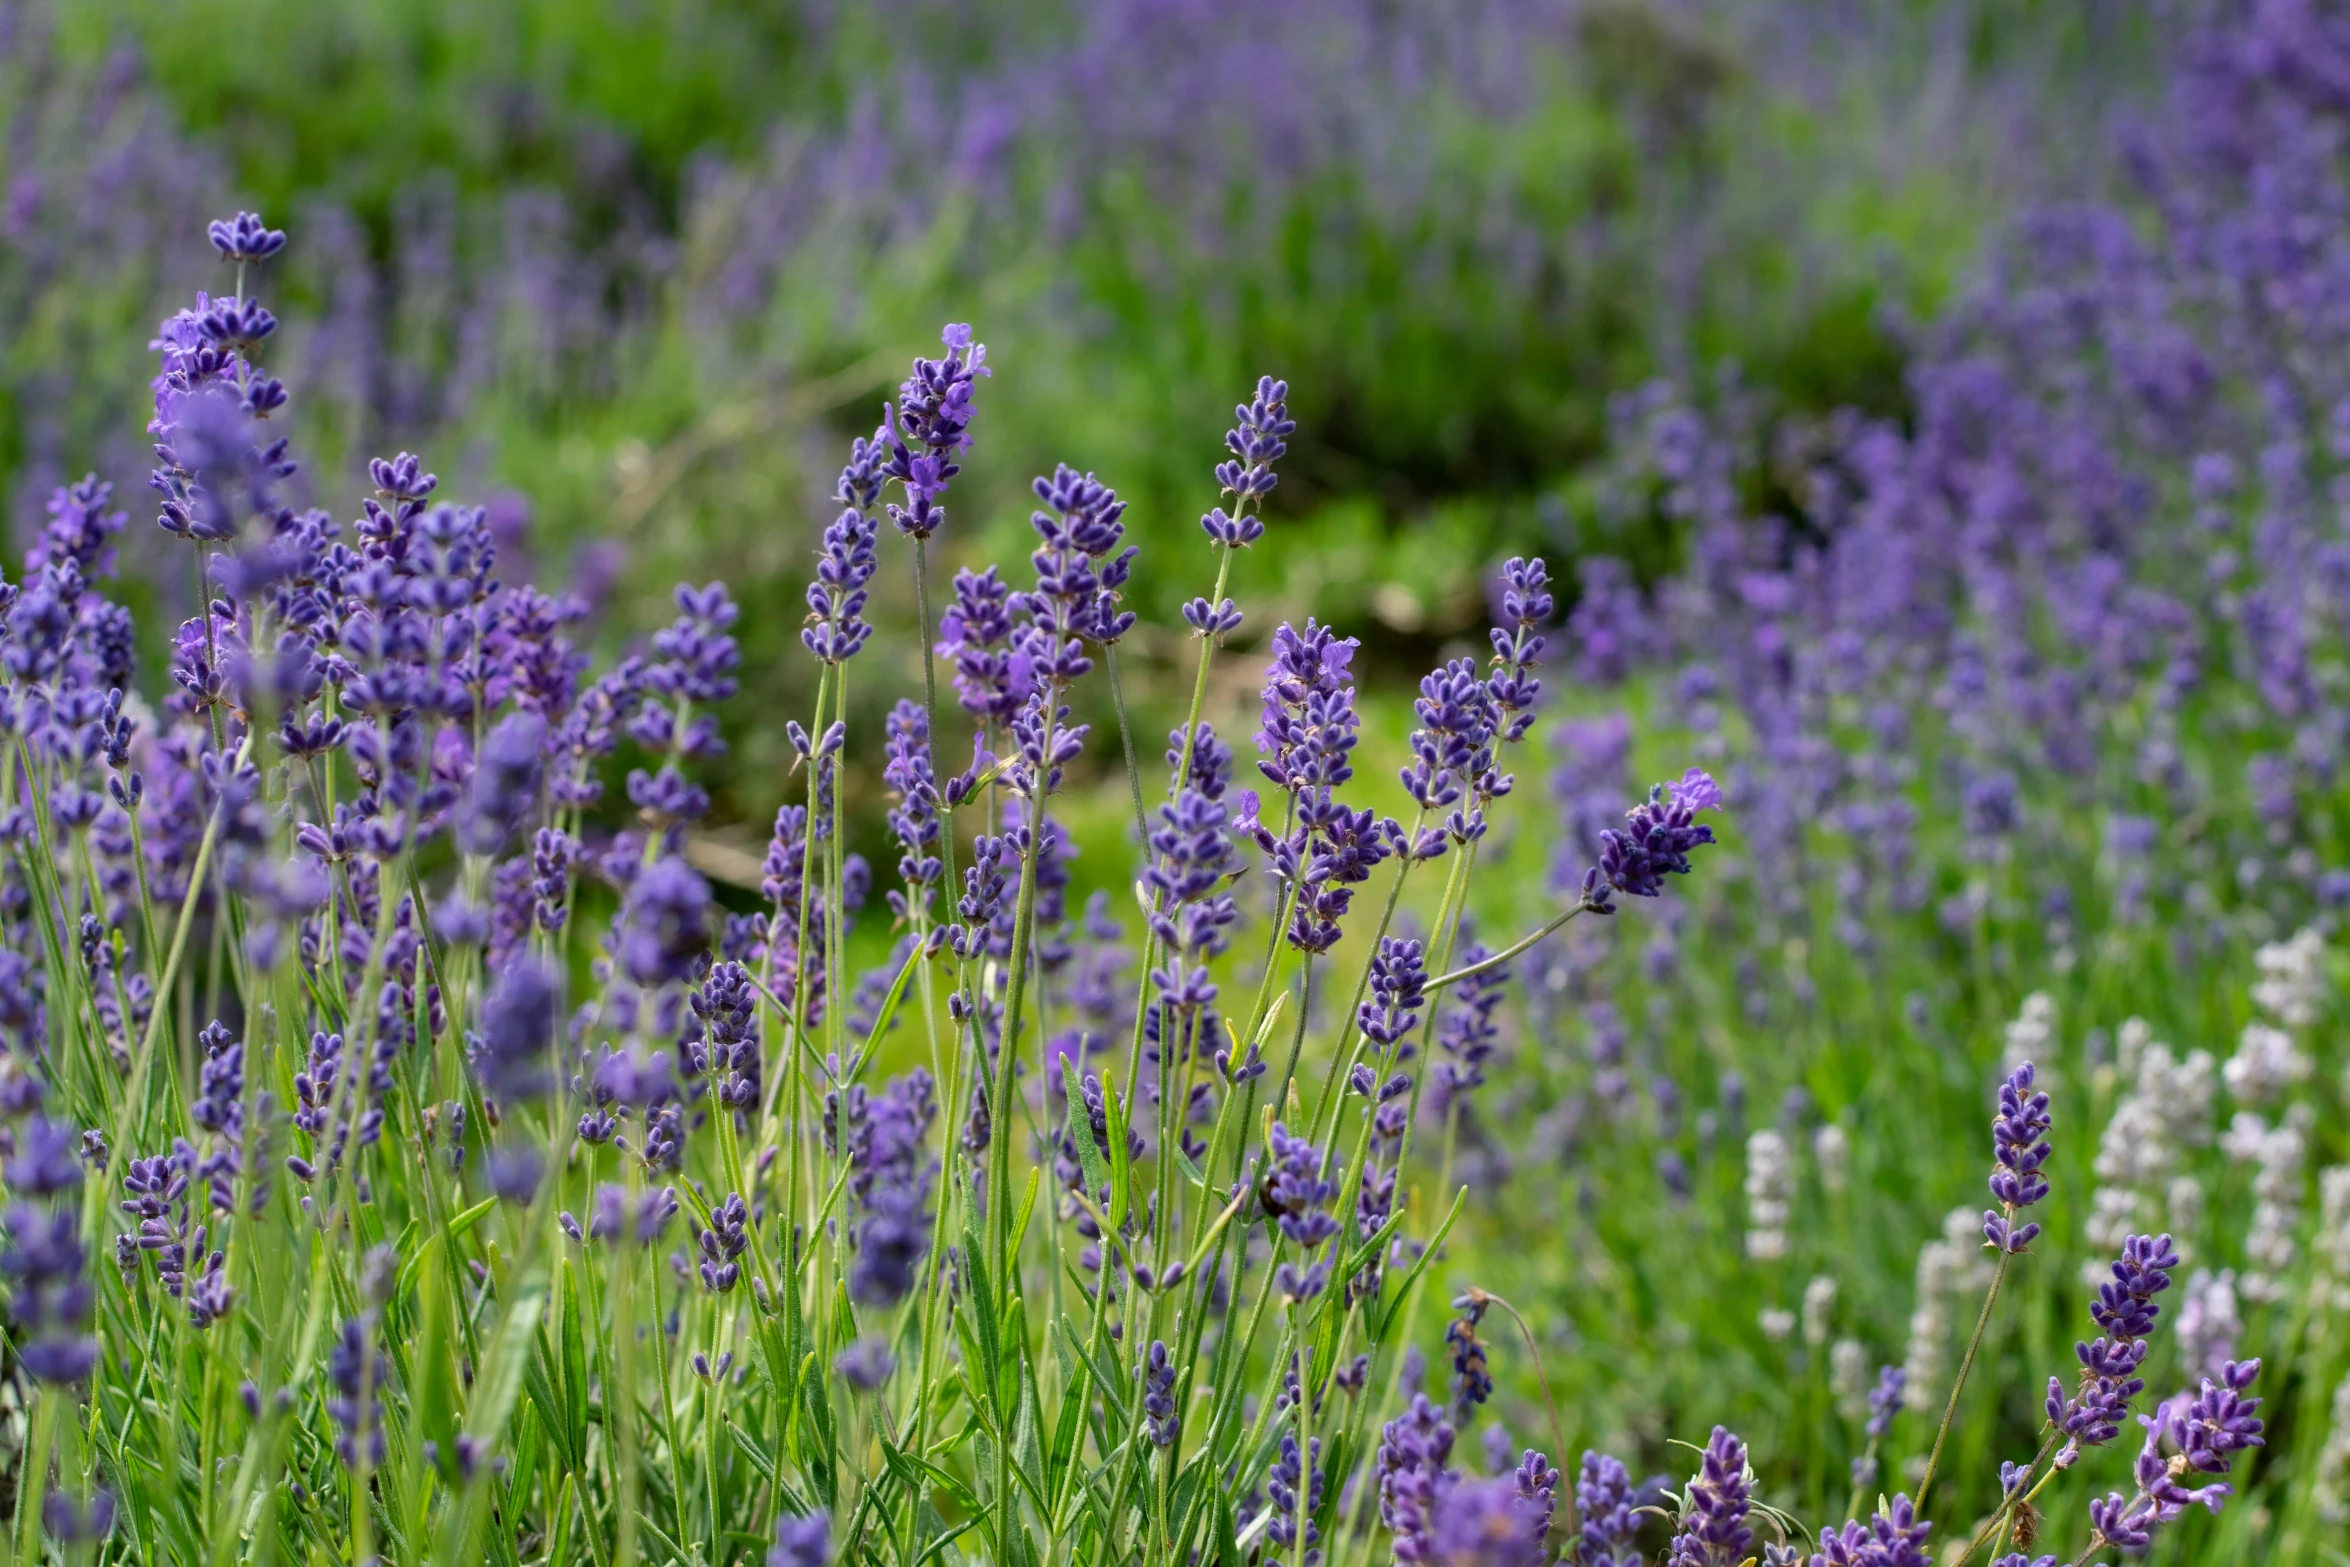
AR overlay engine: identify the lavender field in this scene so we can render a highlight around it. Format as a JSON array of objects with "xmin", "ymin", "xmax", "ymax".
[{"xmin": 0, "ymin": 1, "xmax": 2339, "ymax": 1564}]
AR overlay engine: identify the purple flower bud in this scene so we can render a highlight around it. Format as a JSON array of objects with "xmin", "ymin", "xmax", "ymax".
[{"xmin": 1983, "ymin": 1061, "xmax": 2052, "ymax": 1253}]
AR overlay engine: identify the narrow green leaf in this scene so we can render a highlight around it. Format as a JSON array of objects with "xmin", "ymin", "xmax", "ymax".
[
  {"xmin": 1103, "ymin": 1081, "xmax": 1134, "ymax": 1230},
  {"xmin": 1371, "ymin": 1185, "xmax": 1468, "ymax": 1339},
  {"xmin": 559, "ymin": 1256, "xmax": 589, "ymax": 1460}
]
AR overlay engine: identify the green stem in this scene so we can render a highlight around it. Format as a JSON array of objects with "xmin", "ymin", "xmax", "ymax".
[{"xmin": 1915, "ymin": 1237, "xmax": 2015, "ymax": 1513}]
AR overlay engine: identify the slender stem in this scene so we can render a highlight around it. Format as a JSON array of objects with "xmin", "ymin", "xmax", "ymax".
[
  {"xmin": 1484, "ymin": 1293, "xmax": 1571, "ymax": 1505},
  {"xmin": 1916, "ymin": 1240, "xmax": 2015, "ymax": 1512},
  {"xmin": 1104, "ymin": 646, "xmax": 1152, "ymax": 847},
  {"xmin": 1424, "ymin": 894, "xmax": 1601, "ymax": 994},
  {"xmin": 1943, "ymin": 1430, "xmax": 2059, "ymax": 1567}
]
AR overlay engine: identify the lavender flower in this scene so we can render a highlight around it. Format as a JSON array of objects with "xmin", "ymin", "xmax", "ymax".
[
  {"xmin": 803, "ymin": 506, "xmax": 879, "ymax": 664},
  {"xmin": 882, "ymin": 699, "xmax": 943, "ymax": 920},
  {"xmin": 1401, "ymin": 658, "xmax": 1495, "ymax": 849},
  {"xmin": 2048, "ymin": 1233, "xmax": 2180, "ymax": 1461},
  {"xmin": 472, "ymin": 955, "xmax": 557, "ymax": 1103},
  {"xmin": 1576, "ymin": 1451, "xmax": 1641, "ymax": 1567},
  {"xmin": 1984, "ymin": 1061, "xmax": 2052, "ymax": 1254},
  {"xmin": 2089, "ymin": 1359, "xmax": 2264, "ymax": 1550},
  {"xmin": 1425, "ymin": 1474, "xmax": 1548, "ymax": 1567},
  {"xmin": 1378, "ymin": 1393, "xmax": 1457, "ymax": 1563},
  {"xmin": 843, "ymin": 1069, "xmax": 939, "ymax": 1307},
  {"xmin": 1358, "ymin": 937, "xmax": 1428, "ymax": 1050},
  {"xmin": 767, "ymin": 1510, "xmax": 832, "ymax": 1567},
  {"xmin": 1447, "ymin": 1290, "xmax": 1494, "ymax": 1415},
  {"xmin": 1514, "ymin": 1450, "xmax": 1560, "ymax": 1537},
  {"xmin": 1142, "ymin": 789, "xmax": 1240, "ymax": 1065},
  {"xmin": 1433, "ymin": 935, "xmax": 1508, "ymax": 1111},
  {"xmin": 208, "ymin": 211, "xmax": 286, "ymax": 263},
  {"xmin": 1808, "ymin": 1495, "xmax": 1930, "ymax": 1567},
  {"xmin": 615, "ymin": 856, "xmax": 711, "ymax": 989},
  {"xmin": 1667, "ymin": 1426, "xmax": 1753, "ymax": 1567},
  {"xmin": 937, "ymin": 567, "xmax": 1031, "ymax": 725},
  {"xmin": 1867, "ymin": 1366, "xmax": 1904, "ymax": 1440},
  {"xmin": 1486, "ymin": 557, "xmax": 1553, "ymax": 744},
  {"xmin": 0, "ymin": 1205, "xmax": 97, "ymax": 1381},
  {"xmin": 1596, "ymin": 773, "xmax": 1721, "ymax": 901},
  {"xmin": 692, "ymin": 961, "xmax": 760, "ymax": 1114},
  {"xmin": 834, "ymin": 1336, "xmax": 897, "ymax": 1392},
  {"xmin": 1265, "ymin": 1431, "xmax": 1324, "ymax": 1565},
  {"xmin": 327, "ymin": 1315, "xmax": 387, "ymax": 1467},
  {"xmin": 1242, "ymin": 620, "xmax": 1393, "ymax": 949},
  {"xmin": 1205, "ymin": 376, "xmax": 1293, "ymax": 529},
  {"xmin": 1262, "ymin": 1122, "xmax": 1341, "ymax": 1302},
  {"xmin": 1142, "ymin": 1339, "xmax": 1180, "ymax": 1447},
  {"xmin": 696, "ymin": 1193, "xmax": 749, "ymax": 1294},
  {"xmin": 883, "ymin": 324, "xmax": 989, "ymax": 540}
]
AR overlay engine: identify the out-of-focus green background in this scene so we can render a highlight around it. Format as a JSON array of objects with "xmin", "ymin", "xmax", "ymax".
[{"xmin": 4, "ymin": 0, "xmax": 2146, "ymax": 816}]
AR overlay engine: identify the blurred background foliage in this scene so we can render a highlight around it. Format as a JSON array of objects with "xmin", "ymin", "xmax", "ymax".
[{"xmin": 6, "ymin": 0, "xmax": 2154, "ymax": 799}]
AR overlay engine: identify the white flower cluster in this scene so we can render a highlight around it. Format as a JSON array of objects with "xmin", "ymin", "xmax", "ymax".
[
  {"xmin": 2313, "ymin": 1166, "xmax": 2350, "ymax": 1316},
  {"xmin": 2002, "ymin": 991, "xmax": 2057, "ymax": 1075},
  {"xmin": 2223, "ymin": 1102, "xmax": 2312, "ymax": 1304},
  {"xmin": 2317, "ymin": 1370, "xmax": 2350, "ymax": 1526},
  {"xmin": 1830, "ymin": 1337, "xmax": 1871, "ymax": 1422},
  {"xmin": 1813, "ymin": 1122, "xmax": 1850, "ymax": 1195},
  {"xmin": 1802, "ymin": 1273, "xmax": 1837, "ymax": 1349},
  {"xmin": 2251, "ymin": 926, "xmax": 2328, "ymax": 1027},
  {"xmin": 2224, "ymin": 1020, "xmax": 2311, "ymax": 1104},
  {"xmin": 2084, "ymin": 1018, "xmax": 2216, "ymax": 1265},
  {"xmin": 1744, "ymin": 1128, "xmax": 1792, "ymax": 1261},
  {"xmin": 1901, "ymin": 1206, "xmax": 1993, "ymax": 1412},
  {"xmin": 2173, "ymin": 1267, "xmax": 2241, "ymax": 1379}
]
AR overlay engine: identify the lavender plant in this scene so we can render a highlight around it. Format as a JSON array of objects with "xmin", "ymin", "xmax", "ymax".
[
  {"xmin": 8, "ymin": 10, "xmax": 2346, "ymax": 1535},
  {"xmin": 0, "ymin": 211, "xmax": 1740, "ymax": 1567}
]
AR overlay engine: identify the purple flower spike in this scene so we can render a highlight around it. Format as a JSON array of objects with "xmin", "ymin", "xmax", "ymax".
[
  {"xmin": 1596, "ymin": 777, "xmax": 1720, "ymax": 900},
  {"xmin": 802, "ymin": 507, "xmax": 879, "ymax": 665},
  {"xmin": 1577, "ymin": 1450, "xmax": 1641, "ymax": 1567},
  {"xmin": 1141, "ymin": 1340, "xmax": 1180, "ymax": 1447},
  {"xmin": 1486, "ymin": 555, "xmax": 1553, "ymax": 745},
  {"xmin": 767, "ymin": 1510, "xmax": 831, "ymax": 1567},
  {"xmin": 1263, "ymin": 1122, "xmax": 1341, "ymax": 1301},
  {"xmin": 883, "ymin": 323, "xmax": 989, "ymax": 540},
  {"xmin": 1426, "ymin": 1474, "xmax": 1548, "ymax": 1567},
  {"xmin": 1808, "ymin": 1494, "xmax": 1931, "ymax": 1567},
  {"xmin": 207, "ymin": 212, "xmax": 286, "ymax": 263},
  {"xmin": 1983, "ymin": 1061, "xmax": 2052, "ymax": 1253},
  {"xmin": 2049, "ymin": 1233, "xmax": 2180, "ymax": 1459},
  {"xmin": 1216, "ymin": 375, "xmax": 1294, "ymax": 505},
  {"xmin": 841, "ymin": 1069, "xmax": 939, "ymax": 1308},
  {"xmin": 1358, "ymin": 937, "xmax": 1427, "ymax": 1049},
  {"xmin": 2088, "ymin": 1359, "xmax": 2263, "ymax": 1553},
  {"xmin": 1667, "ymin": 1426, "xmax": 1752, "ymax": 1567}
]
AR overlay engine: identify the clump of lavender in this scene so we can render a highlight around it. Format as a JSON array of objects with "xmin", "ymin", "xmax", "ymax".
[{"xmin": 0, "ymin": 209, "xmax": 1765, "ymax": 1567}]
